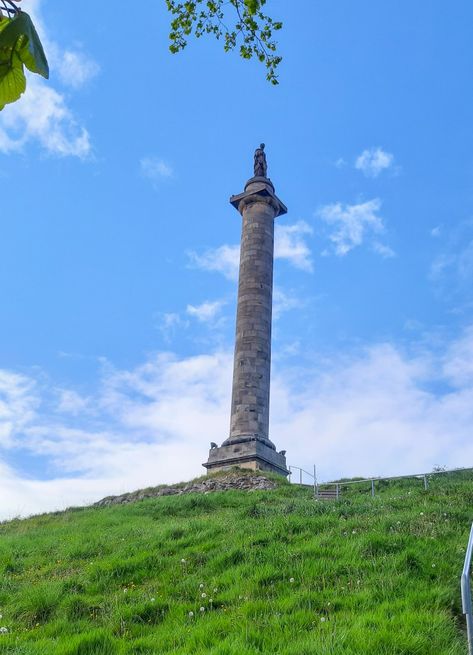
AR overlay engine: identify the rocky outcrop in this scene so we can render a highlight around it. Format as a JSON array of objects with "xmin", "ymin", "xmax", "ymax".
[{"xmin": 93, "ymin": 473, "xmax": 278, "ymax": 508}]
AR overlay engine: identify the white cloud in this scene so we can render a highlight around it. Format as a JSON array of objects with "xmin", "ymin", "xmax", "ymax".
[
  {"xmin": 372, "ymin": 241, "xmax": 396, "ymax": 259},
  {"xmin": 140, "ymin": 157, "xmax": 174, "ymax": 186},
  {"xmin": 273, "ymin": 287, "xmax": 305, "ymax": 319},
  {"xmin": 317, "ymin": 198, "xmax": 393, "ymax": 257},
  {"xmin": 442, "ymin": 326, "xmax": 473, "ymax": 387},
  {"xmin": 0, "ymin": 77, "xmax": 91, "ymax": 157},
  {"xmin": 56, "ymin": 389, "xmax": 90, "ymax": 416},
  {"xmin": 275, "ymin": 221, "xmax": 313, "ymax": 272},
  {"xmin": 355, "ymin": 147, "xmax": 394, "ymax": 178},
  {"xmin": 0, "ymin": 0, "xmax": 95, "ymax": 157},
  {"xmin": 189, "ymin": 221, "xmax": 314, "ymax": 280},
  {"xmin": 55, "ymin": 50, "xmax": 100, "ymax": 89},
  {"xmin": 188, "ymin": 245, "xmax": 240, "ymax": 281},
  {"xmin": 156, "ymin": 312, "xmax": 189, "ymax": 342},
  {"xmin": 429, "ymin": 222, "xmax": 473, "ymax": 306},
  {"xmin": 0, "ymin": 371, "xmax": 38, "ymax": 447},
  {"xmin": 3, "ymin": 327, "xmax": 473, "ymax": 518},
  {"xmin": 186, "ymin": 299, "xmax": 226, "ymax": 323},
  {"xmin": 271, "ymin": 334, "xmax": 473, "ymax": 482},
  {"xmin": 431, "ymin": 226, "xmax": 442, "ymax": 238}
]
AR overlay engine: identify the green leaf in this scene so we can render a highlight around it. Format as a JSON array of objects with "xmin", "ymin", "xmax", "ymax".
[
  {"xmin": 0, "ymin": 12, "xmax": 48, "ymax": 110},
  {"xmin": 0, "ymin": 52, "xmax": 26, "ymax": 110},
  {"xmin": 244, "ymin": 0, "xmax": 260, "ymax": 15},
  {"xmin": 0, "ymin": 12, "xmax": 49, "ymax": 79}
]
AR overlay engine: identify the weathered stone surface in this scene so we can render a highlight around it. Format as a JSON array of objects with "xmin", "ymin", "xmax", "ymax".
[{"xmin": 93, "ymin": 473, "xmax": 277, "ymax": 508}]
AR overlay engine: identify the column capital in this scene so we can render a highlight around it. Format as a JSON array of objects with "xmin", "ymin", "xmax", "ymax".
[{"xmin": 230, "ymin": 177, "xmax": 287, "ymax": 217}]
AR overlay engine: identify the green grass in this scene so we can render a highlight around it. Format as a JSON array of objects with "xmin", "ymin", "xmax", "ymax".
[{"xmin": 0, "ymin": 470, "xmax": 472, "ymax": 654}]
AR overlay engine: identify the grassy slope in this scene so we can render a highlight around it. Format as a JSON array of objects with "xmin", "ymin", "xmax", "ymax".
[{"xmin": 0, "ymin": 471, "xmax": 472, "ymax": 655}]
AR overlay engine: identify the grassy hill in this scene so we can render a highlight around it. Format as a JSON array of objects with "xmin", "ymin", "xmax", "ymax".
[{"xmin": 0, "ymin": 469, "xmax": 472, "ymax": 654}]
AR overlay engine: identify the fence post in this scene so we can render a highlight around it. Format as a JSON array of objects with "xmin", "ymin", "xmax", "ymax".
[
  {"xmin": 313, "ymin": 465, "xmax": 317, "ymax": 499},
  {"xmin": 336, "ymin": 484, "xmax": 340, "ymax": 500},
  {"xmin": 371, "ymin": 479, "xmax": 375, "ymax": 497},
  {"xmin": 300, "ymin": 468, "xmax": 302, "ymax": 485},
  {"xmin": 461, "ymin": 524, "xmax": 473, "ymax": 655},
  {"xmin": 424, "ymin": 475, "xmax": 428, "ymax": 490}
]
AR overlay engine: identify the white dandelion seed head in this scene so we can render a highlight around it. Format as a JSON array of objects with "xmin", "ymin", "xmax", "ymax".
[
  {"xmin": 289, "ymin": 578, "xmax": 295, "ymax": 583},
  {"xmin": 188, "ymin": 611, "xmax": 194, "ymax": 618},
  {"xmin": 200, "ymin": 606, "xmax": 205, "ymax": 612},
  {"xmin": 201, "ymin": 593, "xmax": 207, "ymax": 598}
]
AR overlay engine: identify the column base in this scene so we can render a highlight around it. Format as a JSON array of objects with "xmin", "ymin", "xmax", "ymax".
[{"xmin": 203, "ymin": 439, "xmax": 289, "ymax": 477}]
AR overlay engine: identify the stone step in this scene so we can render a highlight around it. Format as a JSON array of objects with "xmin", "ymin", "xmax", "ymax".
[{"xmin": 316, "ymin": 489, "xmax": 340, "ymax": 500}]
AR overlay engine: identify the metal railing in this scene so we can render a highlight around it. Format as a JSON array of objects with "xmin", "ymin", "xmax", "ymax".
[
  {"xmin": 461, "ymin": 523, "xmax": 473, "ymax": 655},
  {"xmin": 288, "ymin": 465, "xmax": 317, "ymax": 496},
  {"xmin": 289, "ymin": 465, "xmax": 473, "ymax": 499}
]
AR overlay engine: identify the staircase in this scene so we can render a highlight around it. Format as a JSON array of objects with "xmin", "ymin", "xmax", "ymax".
[{"xmin": 316, "ymin": 487, "xmax": 340, "ymax": 501}]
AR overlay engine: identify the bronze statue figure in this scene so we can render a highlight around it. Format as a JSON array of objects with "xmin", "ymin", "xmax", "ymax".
[{"xmin": 254, "ymin": 143, "xmax": 268, "ymax": 178}]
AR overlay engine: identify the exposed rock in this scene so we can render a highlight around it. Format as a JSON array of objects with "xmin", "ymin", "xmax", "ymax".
[{"xmin": 93, "ymin": 473, "xmax": 278, "ymax": 508}]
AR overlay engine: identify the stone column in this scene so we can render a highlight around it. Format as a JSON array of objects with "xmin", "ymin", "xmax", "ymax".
[
  {"xmin": 204, "ymin": 167, "xmax": 289, "ymax": 476},
  {"xmin": 228, "ymin": 178, "xmax": 278, "ymax": 447}
]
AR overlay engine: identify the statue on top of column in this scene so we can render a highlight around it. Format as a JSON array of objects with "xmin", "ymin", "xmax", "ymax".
[{"xmin": 254, "ymin": 143, "xmax": 268, "ymax": 178}]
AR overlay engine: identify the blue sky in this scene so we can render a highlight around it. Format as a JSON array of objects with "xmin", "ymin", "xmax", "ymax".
[{"xmin": 1, "ymin": 0, "xmax": 473, "ymax": 518}]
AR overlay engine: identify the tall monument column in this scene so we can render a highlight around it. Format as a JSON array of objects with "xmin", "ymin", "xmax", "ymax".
[{"xmin": 204, "ymin": 145, "xmax": 289, "ymax": 476}]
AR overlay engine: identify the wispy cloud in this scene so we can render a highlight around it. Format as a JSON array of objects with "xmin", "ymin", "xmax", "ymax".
[
  {"xmin": 317, "ymin": 198, "xmax": 393, "ymax": 257},
  {"xmin": 430, "ymin": 221, "xmax": 473, "ymax": 306},
  {"xmin": 0, "ymin": 370, "xmax": 38, "ymax": 447},
  {"xmin": 0, "ymin": 0, "xmax": 96, "ymax": 158},
  {"xmin": 372, "ymin": 241, "xmax": 396, "ymax": 259},
  {"xmin": 0, "ymin": 77, "xmax": 91, "ymax": 157},
  {"xmin": 275, "ymin": 221, "xmax": 313, "ymax": 272},
  {"xmin": 3, "ymin": 327, "xmax": 473, "ymax": 517},
  {"xmin": 273, "ymin": 287, "xmax": 305, "ymax": 319},
  {"xmin": 355, "ymin": 147, "xmax": 395, "ymax": 178},
  {"xmin": 189, "ymin": 221, "xmax": 314, "ymax": 280},
  {"xmin": 54, "ymin": 50, "xmax": 100, "ymax": 89},
  {"xmin": 55, "ymin": 389, "xmax": 90, "ymax": 416},
  {"xmin": 156, "ymin": 312, "xmax": 189, "ymax": 342},
  {"xmin": 140, "ymin": 157, "xmax": 174, "ymax": 186},
  {"xmin": 188, "ymin": 245, "xmax": 240, "ymax": 281},
  {"xmin": 186, "ymin": 299, "xmax": 226, "ymax": 324}
]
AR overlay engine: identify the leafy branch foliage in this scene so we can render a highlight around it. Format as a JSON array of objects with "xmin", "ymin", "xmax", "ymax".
[
  {"xmin": 166, "ymin": 0, "xmax": 283, "ymax": 84},
  {"xmin": 0, "ymin": 0, "xmax": 281, "ymax": 111},
  {"xmin": 0, "ymin": 7, "xmax": 49, "ymax": 110}
]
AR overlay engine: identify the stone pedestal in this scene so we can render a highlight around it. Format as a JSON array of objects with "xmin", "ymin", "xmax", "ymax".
[{"xmin": 203, "ymin": 175, "xmax": 289, "ymax": 477}]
